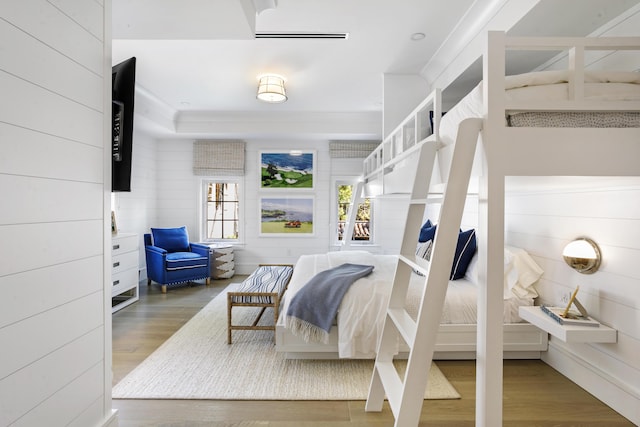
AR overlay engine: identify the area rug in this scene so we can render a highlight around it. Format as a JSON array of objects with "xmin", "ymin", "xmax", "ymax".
[{"xmin": 112, "ymin": 283, "xmax": 460, "ymax": 400}]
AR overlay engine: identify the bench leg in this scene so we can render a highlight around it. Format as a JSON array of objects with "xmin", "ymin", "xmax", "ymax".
[{"xmin": 227, "ymin": 294, "xmax": 233, "ymax": 344}]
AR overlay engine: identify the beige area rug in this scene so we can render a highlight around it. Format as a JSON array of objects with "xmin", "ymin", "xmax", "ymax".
[{"xmin": 112, "ymin": 284, "xmax": 460, "ymax": 400}]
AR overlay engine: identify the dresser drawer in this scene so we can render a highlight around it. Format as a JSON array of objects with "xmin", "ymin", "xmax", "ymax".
[
  {"xmin": 112, "ymin": 233, "xmax": 138, "ymax": 256},
  {"xmin": 112, "ymin": 267, "xmax": 138, "ymax": 295},
  {"xmin": 112, "ymin": 251, "xmax": 138, "ymax": 275}
]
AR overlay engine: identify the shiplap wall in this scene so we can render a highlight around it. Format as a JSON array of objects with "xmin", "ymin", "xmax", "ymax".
[{"xmin": 0, "ymin": 1, "xmax": 114, "ymax": 427}]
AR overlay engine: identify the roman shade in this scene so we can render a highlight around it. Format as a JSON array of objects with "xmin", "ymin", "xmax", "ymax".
[
  {"xmin": 329, "ymin": 141, "xmax": 379, "ymax": 158},
  {"xmin": 193, "ymin": 140, "xmax": 245, "ymax": 176}
]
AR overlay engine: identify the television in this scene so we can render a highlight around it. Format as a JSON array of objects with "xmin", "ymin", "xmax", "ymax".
[{"xmin": 112, "ymin": 57, "xmax": 136, "ymax": 192}]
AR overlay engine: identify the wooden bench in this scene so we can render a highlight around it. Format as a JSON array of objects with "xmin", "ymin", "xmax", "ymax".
[{"xmin": 227, "ymin": 264, "xmax": 294, "ymax": 344}]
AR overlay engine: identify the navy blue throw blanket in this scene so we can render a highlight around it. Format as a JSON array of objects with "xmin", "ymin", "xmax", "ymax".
[{"xmin": 285, "ymin": 263, "xmax": 374, "ymax": 344}]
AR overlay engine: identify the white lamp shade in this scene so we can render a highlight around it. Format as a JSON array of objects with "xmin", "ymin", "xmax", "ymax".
[{"xmin": 257, "ymin": 74, "xmax": 287, "ymax": 103}]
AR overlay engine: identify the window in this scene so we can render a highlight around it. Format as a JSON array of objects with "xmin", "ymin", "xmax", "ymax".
[
  {"xmin": 203, "ymin": 180, "xmax": 240, "ymax": 241},
  {"xmin": 336, "ymin": 181, "xmax": 371, "ymax": 243}
]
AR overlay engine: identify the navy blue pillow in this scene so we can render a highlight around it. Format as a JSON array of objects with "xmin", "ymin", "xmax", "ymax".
[
  {"xmin": 418, "ymin": 220, "xmax": 436, "ymax": 243},
  {"xmin": 450, "ymin": 229, "xmax": 477, "ymax": 280},
  {"xmin": 151, "ymin": 226, "xmax": 190, "ymax": 253}
]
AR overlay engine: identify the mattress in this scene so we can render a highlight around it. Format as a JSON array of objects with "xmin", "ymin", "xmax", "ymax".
[
  {"xmin": 278, "ymin": 249, "xmax": 541, "ymax": 358},
  {"xmin": 437, "ymin": 69, "xmax": 640, "ymax": 179}
]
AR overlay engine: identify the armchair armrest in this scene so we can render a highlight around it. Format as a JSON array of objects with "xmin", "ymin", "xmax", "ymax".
[
  {"xmin": 145, "ymin": 245, "xmax": 168, "ymax": 256},
  {"xmin": 190, "ymin": 242, "xmax": 211, "ymax": 257}
]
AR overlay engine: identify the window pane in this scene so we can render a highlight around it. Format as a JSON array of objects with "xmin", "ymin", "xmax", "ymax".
[
  {"xmin": 205, "ymin": 182, "xmax": 239, "ymax": 240},
  {"xmin": 337, "ymin": 184, "xmax": 370, "ymax": 241}
]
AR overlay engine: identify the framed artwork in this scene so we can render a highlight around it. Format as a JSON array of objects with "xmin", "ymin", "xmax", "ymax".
[
  {"xmin": 260, "ymin": 196, "xmax": 314, "ymax": 236},
  {"xmin": 111, "ymin": 211, "xmax": 118, "ymax": 235},
  {"xmin": 260, "ymin": 150, "xmax": 315, "ymax": 189}
]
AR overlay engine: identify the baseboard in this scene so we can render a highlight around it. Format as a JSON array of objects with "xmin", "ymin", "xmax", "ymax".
[
  {"xmin": 99, "ymin": 409, "xmax": 118, "ymax": 427},
  {"xmin": 542, "ymin": 339, "xmax": 639, "ymax": 425}
]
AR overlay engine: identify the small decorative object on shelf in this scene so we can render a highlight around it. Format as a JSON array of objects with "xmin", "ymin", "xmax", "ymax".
[
  {"xmin": 540, "ymin": 305, "xmax": 599, "ymax": 327},
  {"xmin": 540, "ymin": 285, "xmax": 599, "ymax": 327}
]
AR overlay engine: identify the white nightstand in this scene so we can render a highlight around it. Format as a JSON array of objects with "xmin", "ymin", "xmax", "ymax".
[{"xmin": 519, "ymin": 306, "xmax": 617, "ymax": 343}]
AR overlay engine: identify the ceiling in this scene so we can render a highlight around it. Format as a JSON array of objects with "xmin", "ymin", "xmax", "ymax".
[{"xmin": 112, "ymin": 0, "xmax": 640, "ymax": 140}]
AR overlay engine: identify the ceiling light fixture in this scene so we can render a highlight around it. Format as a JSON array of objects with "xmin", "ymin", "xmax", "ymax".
[{"xmin": 257, "ymin": 74, "xmax": 287, "ymax": 103}]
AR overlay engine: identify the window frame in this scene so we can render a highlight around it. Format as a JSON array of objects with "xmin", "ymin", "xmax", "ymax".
[
  {"xmin": 332, "ymin": 177, "xmax": 373, "ymax": 246},
  {"xmin": 200, "ymin": 177, "xmax": 244, "ymax": 244}
]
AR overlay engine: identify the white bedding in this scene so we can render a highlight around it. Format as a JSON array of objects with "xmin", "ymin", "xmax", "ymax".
[
  {"xmin": 278, "ymin": 248, "xmax": 542, "ymax": 358},
  {"xmin": 438, "ymin": 69, "xmax": 640, "ymax": 180}
]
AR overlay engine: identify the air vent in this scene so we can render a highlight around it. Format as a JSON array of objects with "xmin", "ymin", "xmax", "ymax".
[{"xmin": 255, "ymin": 32, "xmax": 349, "ymax": 39}]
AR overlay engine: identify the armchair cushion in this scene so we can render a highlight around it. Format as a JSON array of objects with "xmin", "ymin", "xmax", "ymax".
[
  {"xmin": 166, "ymin": 252, "xmax": 209, "ymax": 271},
  {"xmin": 151, "ymin": 226, "xmax": 190, "ymax": 252}
]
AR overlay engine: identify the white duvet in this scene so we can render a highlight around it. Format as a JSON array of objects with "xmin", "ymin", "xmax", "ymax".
[{"xmin": 278, "ymin": 248, "xmax": 542, "ymax": 358}]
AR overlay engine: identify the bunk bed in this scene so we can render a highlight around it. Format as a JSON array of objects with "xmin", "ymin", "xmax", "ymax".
[
  {"xmin": 278, "ymin": 32, "xmax": 640, "ymax": 427},
  {"xmin": 275, "ymin": 89, "xmax": 550, "ymax": 360}
]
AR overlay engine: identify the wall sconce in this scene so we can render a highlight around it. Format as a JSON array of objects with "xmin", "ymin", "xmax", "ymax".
[
  {"xmin": 562, "ymin": 237, "xmax": 601, "ymax": 274},
  {"xmin": 257, "ymin": 74, "xmax": 287, "ymax": 103}
]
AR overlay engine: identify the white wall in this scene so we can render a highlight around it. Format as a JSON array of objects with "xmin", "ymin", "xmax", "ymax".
[
  {"xmin": 113, "ymin": 127, "xmax": 158, "ymax": 274},
  {"xmin": 0, "ymin": 1, "xmax": 114, "ymax": 426}
]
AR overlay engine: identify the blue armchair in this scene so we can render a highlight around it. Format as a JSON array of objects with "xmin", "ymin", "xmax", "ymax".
[{"xmin": 144, "ymin": 226, "xmax": 211, "ymax": 293}]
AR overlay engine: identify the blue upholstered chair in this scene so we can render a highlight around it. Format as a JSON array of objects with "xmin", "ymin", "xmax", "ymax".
[{"xmin": 144, "ymin": 226, "xmax": 211, "ymax": 293}]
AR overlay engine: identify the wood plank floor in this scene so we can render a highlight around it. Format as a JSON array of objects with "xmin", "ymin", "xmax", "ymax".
[{"xmin": 112, "ymin": 278, "xmax": 634, "ymax": 426}]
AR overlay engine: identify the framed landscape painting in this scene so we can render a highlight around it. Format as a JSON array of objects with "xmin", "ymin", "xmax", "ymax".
[
  {"xmin": 260, "ymin": 196, "xmax": 314, "ymax": 236},
  {"xmin": 260, "ymin": 151, "xmax": 314, "ymax": 189}
]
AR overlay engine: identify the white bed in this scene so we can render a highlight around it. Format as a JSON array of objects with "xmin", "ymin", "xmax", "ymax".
[{"xmin": 275, "ymin": 248, "xmax": 548, "ymax": 359}]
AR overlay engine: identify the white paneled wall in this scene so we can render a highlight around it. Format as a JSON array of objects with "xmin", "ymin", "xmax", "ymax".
[
  {"xmin": 504, "ymin": 178, "xmax": 640, "ymax": 425},
  {"xmin": 113, "ymin": 127, "xmax": 159, "ymax": 272},
  {"xmin": 0, "ymin": 1, "xmax": 114, "ymax": 427}
]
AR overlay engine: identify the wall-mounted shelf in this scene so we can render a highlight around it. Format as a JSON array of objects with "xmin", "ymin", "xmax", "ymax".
[{"xmin": 519, "ymin": 306, "xmax": 617, "ymax": 343}]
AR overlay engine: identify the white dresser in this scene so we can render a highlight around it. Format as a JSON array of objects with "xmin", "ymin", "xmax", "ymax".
[{"xmin": 111, "ymin": 233, "xmax": 139, "ymax": 313}]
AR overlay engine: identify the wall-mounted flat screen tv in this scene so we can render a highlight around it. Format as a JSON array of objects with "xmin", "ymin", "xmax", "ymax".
[{"xmin": 112, "ymin": 57, "xmax": 136, "ymax": 192}]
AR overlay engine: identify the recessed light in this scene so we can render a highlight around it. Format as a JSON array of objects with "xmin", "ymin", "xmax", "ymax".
[
  {"xmin": 180, "ymin": 101, "xmax": 191, "ymax": 107},
  {"xmin": 411, "ymin": 32, "xmax": 426, "ymax": 41}
]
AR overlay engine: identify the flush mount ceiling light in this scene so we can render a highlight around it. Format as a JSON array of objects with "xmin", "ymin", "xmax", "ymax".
[{"xmin": 257, "ymin": 74, "xmax": 287, "ymax": 103}]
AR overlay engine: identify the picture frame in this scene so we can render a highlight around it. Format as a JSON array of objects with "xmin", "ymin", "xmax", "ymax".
[
  {"xmin": 260, "ymin": 150, "xmax": 315, "ymax": 190},
  {"xmin": 259, "ymin": 196, "xmax": 314, "ymax": 236},
  {"xmin": 111, "ymin": 211, "xmax": 118, "ymax": 235}
]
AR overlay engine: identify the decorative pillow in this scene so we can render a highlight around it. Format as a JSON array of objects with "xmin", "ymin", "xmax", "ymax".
[
  {"xmin": 151, "ymin": 226, "xmax": 190, "ymax": 253},
  {"xmin": 450, "ymin": 229, "xmax": 477, "ymax": 280},
  {"xmin": 418, "ymin": 220, "xmax": 437, "ymax": 243}
]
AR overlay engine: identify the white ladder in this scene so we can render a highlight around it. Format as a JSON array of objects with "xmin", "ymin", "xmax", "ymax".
[
  {"xmin": 365, "ymin": 118, "xmax": 483, "ymax": 426},
  {"xmin": 341, "ymin": 180, "xmax": 365, "ymax": 249}
]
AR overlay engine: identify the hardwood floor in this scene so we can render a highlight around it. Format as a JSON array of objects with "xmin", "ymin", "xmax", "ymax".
[{"xmin": 112, "ymin": 278, "xmax": 634, "ymax": 426}]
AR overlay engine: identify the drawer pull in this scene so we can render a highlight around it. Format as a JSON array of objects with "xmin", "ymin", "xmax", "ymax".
[
  {"xmin": 113, "ymin": 261, "xmax": 120, "ymax": 268},
  {"xmin": 113, "ymin": 244, "xmax": 120, "ymax": 250},
  {"xmin": 113, "ymin": 280, "xmax": 120, "ymax": 286}
]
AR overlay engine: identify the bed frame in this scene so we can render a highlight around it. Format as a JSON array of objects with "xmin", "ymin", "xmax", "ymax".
[
  {"xmin": 276, "ymin": 322, "xmax": 547, "ymax": 360},
  {"xmin": 279, "ymin": 32, "xmax": 640, "ymax": 426}
]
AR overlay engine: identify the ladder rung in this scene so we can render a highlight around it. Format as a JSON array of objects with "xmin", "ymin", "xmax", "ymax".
[
  {"xmin": 398, "ymin": 254, "xmax": 429, "ymax": 276},
  {"xmin": 388, "ymin": 308, "xmax": 416, "ymax": 346},
  {"xmin": 375, "ymin": 360, "xmax": 403, "ymax": 416}
]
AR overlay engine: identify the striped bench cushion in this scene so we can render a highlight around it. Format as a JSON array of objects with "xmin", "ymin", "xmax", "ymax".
[{"xmin": 232, "ymin": 265, "xmax": 294, "ymax": 304}]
